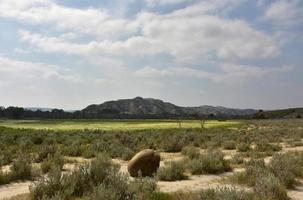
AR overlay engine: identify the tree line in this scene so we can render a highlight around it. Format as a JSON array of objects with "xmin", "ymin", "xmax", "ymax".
[{"xmin": 0, "ymin": 106, "xmax": 241, "ymax": 120}]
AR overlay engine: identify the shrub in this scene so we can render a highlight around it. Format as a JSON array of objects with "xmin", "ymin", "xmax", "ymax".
[
  {"xmin": 0, "ymin": 171, "xmax": 11, "ymax": 185},
  {"xmin": 30, "ymin": 166, "xmax": 62, "ymax": 199},
  {"xmin": 236, "ymin": 143, "xmax": 250, "ymax": 152},
  {"xmin": 269, "ymin": 152, "xmax": 303, "ymax": 188},
  {"xmin": 157, "ymin": 161, "xmax": 187, "ymax": 181},
  {"xmin": 41, "ymin": 151, "xmax": 64, "ymax": 174},
  {"xmin": 121, "ymin": 147, "xmax": 135, "ymax": 161},
  {"xmin": 81, "ymin": 146, "xmax": 95, "ymax": 159},
  {"xmin": 170, "ymin": 187, "xmax": 253, "ymax": 200},
  {"xmin": 230, "ymin": 159, "xmax": 268, "ymax": 186},
  {"xmin": 89, "ymin": 184, "xmax": 119, "ymax": 200},
  {"xmin": 254, "ymin": 173, "xmax": 288, "ymax": 200},
  {"xmin": 64, "ymin": 143, "xmax": 81, "ymax": 157},
  {"xmin": 35, "ymin": 145, "xmax": 57, "ymax": 163},
  {"xmin": 181, "ymin": 146, "xmax": 200, "ymax": 159},
  {"xmin": 222, "ymin": 141, "xmax": 236, "ymax": 150},
  {"xmin": 10, "ymin": 152, "xmax": 32, "ymax": 180},
  {"xmin": 188, "ymin": 150, "xmax": 230, "ymax": 175},
  {"xmin": 230, "ymin": 155, "xmax": 244, "ymax": 165},
  {"xmin": 198, "ymin": 187, "xmax": 253, "ymax": 200},
  {"xmin": 0, "ymin": 150, "xmax": 12, "ymax": 166},
  {"xmin": 30, "ymin": 154, "xmax": 156, "ymax": 200},
  {"xmin": 255, "ymin": 142, "xmax": 282, "ymax": 152},
  {"xmin": 160, "ymin": 136, "xmax": 184, "ymax": 152}
]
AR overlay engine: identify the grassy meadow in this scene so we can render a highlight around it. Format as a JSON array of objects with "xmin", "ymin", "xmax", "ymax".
[{"xmin": 0, "ymin": 119, "xmax": 240, "ymax": 130}]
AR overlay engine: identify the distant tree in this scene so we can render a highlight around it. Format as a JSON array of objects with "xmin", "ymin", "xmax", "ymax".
[
  {"xmin": 5, "ymin": 107, "xmax": 25, "ymax": 119},
  {"xmin": 200, "ymin": 120, "xmax": 205, "ymax": 129},
  {"xmin": 0, "ymin": 106, "xmax": 4, "ymax": 118},
  {"xmin": 296, "ymin": 114, "xmax": 302, "ymax": 119},
  {"xmin": 208, "ymin": 113, "xmax": 215, "ymax": 119},
  {"xmin": 177, "ymin": 118, "xmax": 182, "ymax": 128},
  {"xmin": 253, "ymin": 109, "xmax": 266, "ymax": 119}
]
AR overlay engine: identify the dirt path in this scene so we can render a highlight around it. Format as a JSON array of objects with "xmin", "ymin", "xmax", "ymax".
[
  {"xmin": 288, "ymin": 184, "xmax": 303, "ymax": 200},
  {"xmin": 158, "ymin": 173, "xmax": 234, "ymax": 193},
  {"xmin": 0, "ymin": 182, "xmax": 30, "ymax": 200}
]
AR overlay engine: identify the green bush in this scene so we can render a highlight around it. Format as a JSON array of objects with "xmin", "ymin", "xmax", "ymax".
[
  {"xmin": 181, "ymin": 146, "xmax": 200, "ymax": 159},
  {"xmin": 89, "ymin": 184, "xmax": 119, "ymax": 200},
  {"xmin": 254, "ymin": 173, "xmax": 288, "ymax": 200},
  {"xmin": 10, "ymin": 152, "xmax": 32, "ymax": 180},
  {"xmin": 30, "ymin": 153, "xmax": 156, "ymax": 200},
  {"xmin": 35, "ymin": 145, "xmax": 57, "ymax": 163},
  {"xmin": 64, "ymin": 143, "xmax": 81, "ymax": 157},
  {"xmin": 236, "ymin": 143, "xmax": 250, "ymax": 152},
  {"xmin": 157, "ymin": 161, "xmax": 187, "ymax": 181},
  {"xmin": 170, "ymin": 187, "xmax": 253, "ymax": 200},
  {"xmin": 0, "ymin": 171, "xmax": 11, "ymax": 185},
  {"xmin": 222, "ymin": 141, "xmax": 236, "ymax": 150},
  {"xmin": 198, "ymin": 187, "xmax": 253, "ymax": 200},
  {"xmin": 41, "ymin": 152, "xmax": 64, "ymax": 174},
  {"xmin": 30, "ymin": 166, "xmax": 62, "ymax": 199},
  {"xmin": 230, "ymin": 155, "xmax": 244, "ymax": 165},
  {"xmin": 255, "ymin": 142, "xmax": 282, "ymax": 152},
  {"xmin": 269, "ymin": 152, "xmax": 303, "ymax": 188},
  {"xmin": 188, "ymin": 150, "xmax": 230, "ymax": 175},
  {"xmin": 0, "ymin": 150, "xmax": 12, "ymax": 166},
  {"xmin": 230, "ymin": 159, "xmax": 268, "ymax": 186}
]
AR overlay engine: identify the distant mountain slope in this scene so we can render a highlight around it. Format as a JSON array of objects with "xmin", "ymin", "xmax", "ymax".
[
  {"xmin": 253, "ymin": 108, "xmax": 303, "ymax": 119},
  {"xmin": 82, "ymin": 97, "xmax": 257, "ymax": 118},
  {"xmin": 184, "ymin": 105, "xmax": 257, "ymax": 117}
]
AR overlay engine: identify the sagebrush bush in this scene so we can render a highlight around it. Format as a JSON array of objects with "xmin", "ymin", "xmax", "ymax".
[
  {"xmin": 30, "ymin": 153, "xmax": 156, "ymax": 200},
  {"xmin": 181, "ymin": 146, "xmax": 200, "ymax": 159},
  {"xmin": 35, "ymin": 145, "xmax": 57, "ymax": 163},
  {"xmin": 10, "ymin": 152, "xmax": 32, "ymax": 180},
  {"xmin": 0, "ymin": 171, "xmax": 10, "ymax": 185},
  {"xmin": 255, "ymin": 142, "xmax": 282, "ymax": 152},
  {"xmin": 170, "ymin": 187, "xmax": 253, "ymax": 200},
  {"xmin": 41, "ymin": 151, "xmax": 64, "ymax": 174},
  {"xmin": 254, "ymin": 173, "xmax": 288, "ymax": 200},
  {"xmin": 198, "ymin": 187, "xmax": 253, "ymax": 200},
  {"xmin": 0, "ymin": 150, "xmax": 12, "ymax": 166},
  {"xmin": 157, "ymin": 161, "xmax": 187, "ymax": 181},
  {"xmin": 269, "ymin": 152, "xmax": 303, "ymax": 188},
  {"xmin": 236, "ymin": 142, "xmax": 250, "ymax": 152},
  {"xmin": 222, "ymin": 141, "xmax": 236, "ymax": 150},
  {"xmin": 230, "ymin": 155, "xmax": 244, "ymax": 165},
  {"xmin": 188, "ymin": 150, "xmax": 230, "ymax": 175},
  {"xmin": 230, "ymin": 159, "xmax": 268, "ymax": 186}
]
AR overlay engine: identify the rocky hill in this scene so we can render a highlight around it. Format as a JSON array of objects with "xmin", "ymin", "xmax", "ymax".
[{"xmin": 82, "ymin": 97, "xmax": 257, "ymax": 118}]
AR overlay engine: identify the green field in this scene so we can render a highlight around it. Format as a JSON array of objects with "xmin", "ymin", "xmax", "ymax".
[{"xmin": 0, "ymin": 119, "xmax": 240, "ymax": 130}]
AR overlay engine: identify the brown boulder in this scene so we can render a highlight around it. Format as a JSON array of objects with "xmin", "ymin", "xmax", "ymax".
[{"xmin": 127, "ymin": 149, "xmax": 160, "ymax": 177}]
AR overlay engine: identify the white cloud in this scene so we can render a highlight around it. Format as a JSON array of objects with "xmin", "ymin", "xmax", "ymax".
[
  {"xmin": 0, "ymin": 55, "xmax": 80, "ymax": 82},
  {"xmin": 146, "ymin": 0, "xmax": 190, "ymax": 6},
  {"xmin": 0, "ymin": 0, "xmax": 137, "ymax": 39},
  {"xmin": 135, "ymin": 64, "xmax": 294, "ymax": 82},
  {"xmin": 19, "ymin": 10, "xmax": 280, "ymax": 61},
  {"xmin": 169, "ymin": 0, "xmax": 244, "ymax": 17},
  {"xmin": 0, "ymin": 0, "xmax": 278, "ymax": 61},
  {"xmin": 262, "ymin": 0, "xmax": 303, "ymax": 27}
]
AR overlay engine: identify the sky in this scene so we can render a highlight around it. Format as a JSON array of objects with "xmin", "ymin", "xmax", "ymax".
[{"xmin": 0, "ymin": 0, "xmax": 302, "ymax": 110}]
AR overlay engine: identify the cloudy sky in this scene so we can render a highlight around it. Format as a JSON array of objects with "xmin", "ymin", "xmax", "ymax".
[{"xmin": 0, "ymin": 0, "xmax": 302, "ymax": 110}]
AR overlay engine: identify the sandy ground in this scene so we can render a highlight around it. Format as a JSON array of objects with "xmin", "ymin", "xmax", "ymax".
[
  {"xmin": 288, "ymin": 180, "xmax": 303, "ymax": 200},
  {"xmin": 158, "ymin": 172, "xmax": 240, "ymax": 193},
  {"xmin": 0, "ymin": 182, "xmax": 31, "ymax": 200}
]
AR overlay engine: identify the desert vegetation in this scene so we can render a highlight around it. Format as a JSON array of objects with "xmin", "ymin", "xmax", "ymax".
[{"xmin": 0, "ymin": 119, "xmax": 302, "ymax": 200}]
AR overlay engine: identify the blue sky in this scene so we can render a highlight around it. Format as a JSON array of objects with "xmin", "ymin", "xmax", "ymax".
[{"xmin": 0, "ymin": 0, "xmax": 302, "ymax": 110}]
